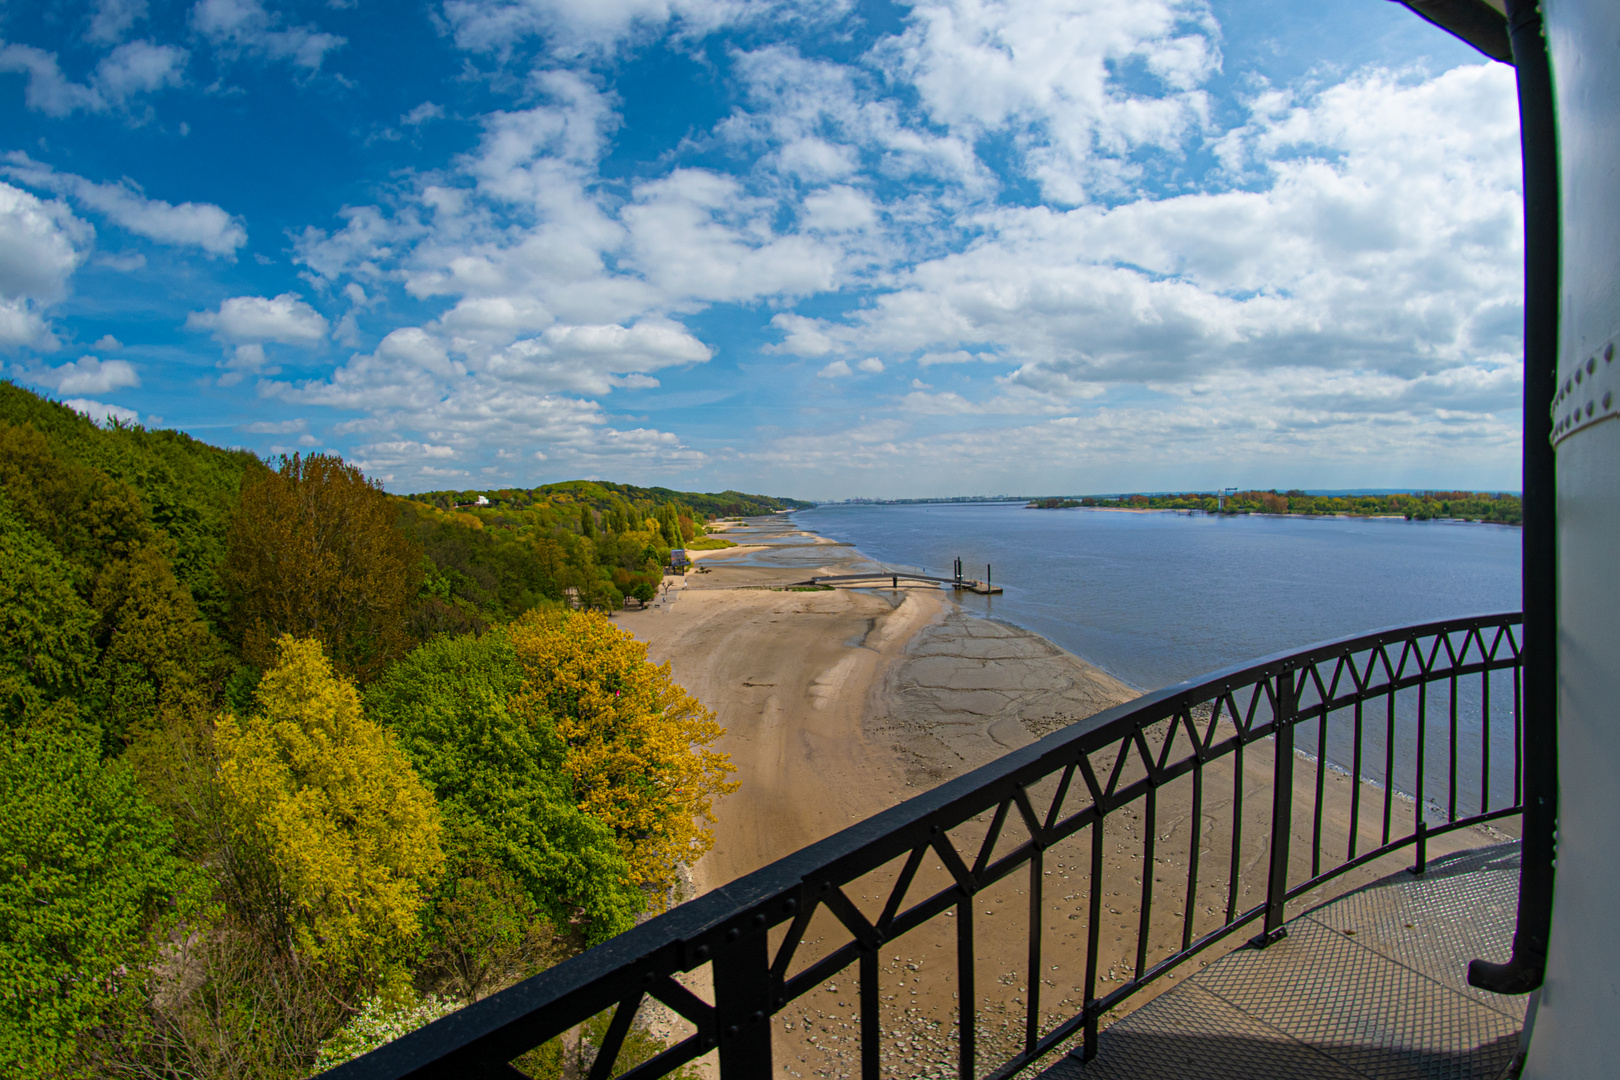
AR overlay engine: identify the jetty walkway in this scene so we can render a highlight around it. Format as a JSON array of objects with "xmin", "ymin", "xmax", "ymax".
[{"xmin": 798, "ymin": 570, "xmax": 1003, "ymax": 594}]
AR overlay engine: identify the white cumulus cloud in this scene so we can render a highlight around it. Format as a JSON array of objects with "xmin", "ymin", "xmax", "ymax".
[
  {"xmin": 0, "ymin": 181, "xmax": 92, "ymax": 348},
  {"xmin": 4, "ymin": 155, "xmax": 245, "ymax": 256},
  {"xmin": 188, "ymin": 293, "xmax": 330, "ymax": 345},
  {"xmin": 33, "ymin": 356, "xmax": 140, "ymax": 395}
]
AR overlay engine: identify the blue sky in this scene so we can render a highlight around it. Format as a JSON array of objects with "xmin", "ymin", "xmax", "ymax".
[{"xmin": 0, "ymin": 0, "xmax": 1522, "ymax": 499}]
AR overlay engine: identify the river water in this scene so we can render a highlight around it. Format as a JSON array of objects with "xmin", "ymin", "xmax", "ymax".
[
  {"xmin": 794, "ymin": 503, "xmax": 1521, "ymax": 692},
  {"xmin": 794, "ymin": 504, "xmax": 1523, "ymax": 815}
]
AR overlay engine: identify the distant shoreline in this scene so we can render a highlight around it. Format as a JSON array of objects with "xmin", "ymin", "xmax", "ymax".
[{"xmin": 1025, "ymin": 505, "xmax": 1521, "ymax": 525}]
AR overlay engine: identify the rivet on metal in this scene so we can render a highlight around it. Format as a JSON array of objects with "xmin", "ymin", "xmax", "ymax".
[
  {"xmin": 727, "ymin": 928, "xmax": 740, "ymax": 942},
  {"xmin": 1589, "ymin": 356, "xmax": 1598, "ymax": 374}
]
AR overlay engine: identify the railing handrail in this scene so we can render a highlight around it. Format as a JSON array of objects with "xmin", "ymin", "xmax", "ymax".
[{"xmin": 326, "ymin": 611, "xmax": 1524, "ymax": 1080}]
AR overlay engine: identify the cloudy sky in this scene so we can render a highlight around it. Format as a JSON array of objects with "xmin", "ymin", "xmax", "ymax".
[{"xmin": 0, "ymin": 0, "xmax": 1521, "ymax": 498}]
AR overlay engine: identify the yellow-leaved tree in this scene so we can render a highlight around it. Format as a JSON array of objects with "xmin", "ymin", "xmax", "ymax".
[
  {"xmin": 508, "ymin": 610, "xmax": 736, "ymax": 905},
  {"xmin": 215, "ymin": 636, "xmax": 444, "ymax": 980}
]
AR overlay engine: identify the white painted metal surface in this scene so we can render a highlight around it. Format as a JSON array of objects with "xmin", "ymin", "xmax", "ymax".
[{"xmin": 1524, "ymin": 0, "xmax": 1620, "ymax": 1074}]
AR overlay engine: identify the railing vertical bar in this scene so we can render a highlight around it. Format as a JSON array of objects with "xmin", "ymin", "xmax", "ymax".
[
  {"xmin": 958, "ymin": 896, "xmax": 975, "ymax": 1080},
  {"xmin": 1413, "ymin": 679, "xmax": 1429, "ymax": 875},
  {"xmin": 1383, "ymin": 686, "xmax": 1397, "ymax": 848},
  {"xmin": 1135, "ymin": 787, "xmax": 1156, "ymax": 980},
  {"xmin": 1513, "ymin": 657, "xmax": 1523, "ymax": 808},
  {"xmin": 1349, "ymin": 698, "xmax": 1363, "ymax": 861},
  {"xmin": 1448, "ymin": 671, "xmax": 1459, "ymax": 822},
  {"xmin": 1481, "ymin": 668, "xmax": 1492, "ymax": 814},
  {"xmin": 1181, "ymin": 762, "xmax": 1203, "ymax": 954},
  {"xmin": 860, "ymin": 948, "xmax": 880, "ymax": 1080},
  {"xmin": 1082, "ymin": 818, "xmax": 1104, "ymax": 1063},
  {"xmin": 1416, "ymin": 681, "xmax": 1428, "ymax": 833},
  {"xmin": 1026, "ymin": 849, "xmax": 1042, "ymax": 1054},
  {"xmin": 714, "ymin": 930, "xmax": 773, "ymax": 1080},
  {"xmin": 1226, "ymin": 739, "xmax": 1244, "ymax": 925},
  {"xmin": 1311, "ymin": 709, "xmax": 1327, "ymax": 879},
  {"xmin": 1254, "ymin": 670, "xmax": 1295, "ymax": 947}
]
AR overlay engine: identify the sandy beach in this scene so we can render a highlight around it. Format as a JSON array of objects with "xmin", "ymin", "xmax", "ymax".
[
  {"xmin": 613, "ymin": 516, "xmax": 1514, "ymax": 1078},
  {"xmin": 616, "ymin": 517, "xmax": 1138, "ymax": 890}
]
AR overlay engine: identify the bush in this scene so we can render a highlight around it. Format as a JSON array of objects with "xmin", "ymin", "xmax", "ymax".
[{"xmin": 314, "ymin": 990, "xmax": 464, "ymax": 1072}]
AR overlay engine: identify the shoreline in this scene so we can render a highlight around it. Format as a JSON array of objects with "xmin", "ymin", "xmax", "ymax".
[{"xmin": 1022, "ymin": 505, "xmax": 1521, "ymax": 526}]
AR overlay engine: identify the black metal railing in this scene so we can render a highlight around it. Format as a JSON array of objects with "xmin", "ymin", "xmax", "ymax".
[{"xmin": 327, "ymin": 612, "xmax": 1524, "ymax": 1080}]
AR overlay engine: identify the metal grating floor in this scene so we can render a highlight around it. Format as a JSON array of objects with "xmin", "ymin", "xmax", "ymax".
[{"xmin": 1040, "ymin": 843, "xmax": 1527, "ymax": 1080}]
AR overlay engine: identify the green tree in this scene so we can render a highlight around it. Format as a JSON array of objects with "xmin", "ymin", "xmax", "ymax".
[
  {"xmin": 0, "ymin": 495, "xmax": 95, "ymax": 729},
  {"xmin": 0, "ymin": 726, "xmax": 200, "ymax": 1079},
  {"xmin": 215, "ymin": 636, "xmax": 444, "ymax": 979},
  {"xmin": 0, "ymin": 421, "xmax": 157, "ymax": 590},
  {"xmin": 222, "ymin": 454, "xmax": 422, "ymax": 680},
  {"xmin": 366, "ymin": 631, "xmax": 643, "ymax": 945},
  {"xmin": 89, "ymin": 544, "xmax": 227, "ymax": 748}
]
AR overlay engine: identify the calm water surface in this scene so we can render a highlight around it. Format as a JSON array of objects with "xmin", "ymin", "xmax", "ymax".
[{"xmin": 795, "ymin": 504, "xmax": 1521, "ymax": 692}]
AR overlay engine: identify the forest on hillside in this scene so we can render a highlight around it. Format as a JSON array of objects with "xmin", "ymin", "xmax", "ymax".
[
  {"xmin": 393, "ymin": 478, "xmax": 803, "ymax": 625},
  {"xmin": 0, "ymin": 382, "xmax": 798, "ymax": 1079},
  {"xmin": 1029, "ymin": 489, "xmax": 1523, "ymax": 524}
]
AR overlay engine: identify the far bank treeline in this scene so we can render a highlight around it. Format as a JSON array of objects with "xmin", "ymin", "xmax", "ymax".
[
  {"xmin": 1029, "ymin": 489, "xmax": 1522, "ymax": 524},
  {"xmin": 0, "ymin": 381, "xmax": 810, "ymax": 1079}
]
